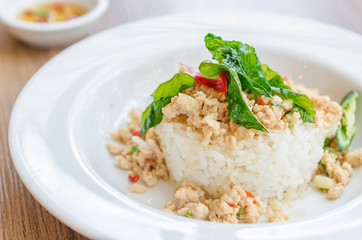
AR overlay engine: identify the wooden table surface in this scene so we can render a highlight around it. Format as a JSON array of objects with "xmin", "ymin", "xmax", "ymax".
[{"xmin": 1, "ymin": 0, "xmax": 362, "ymax": 239}]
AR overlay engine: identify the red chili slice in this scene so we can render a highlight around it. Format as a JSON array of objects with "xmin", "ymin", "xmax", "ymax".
[
  {"xmin": 132, "ymin": 129, "xmax": 143, "ymax": 138},
  {"xmin": 228, "ymin": 203, "xmax": 239, "ymax": 208},
  {"xmin": 194, "ymin": 72, "xmax": 228, "ymax": 93},
  {"xmin": 219, "ymin": 71, "xmax": 228, "ymax": 93},
  {"xmin": 180, "ymin": 63, "xmax": 227, "ymax": 93},
  {"xmin": 331, "ymin": 138, "xmax": 338, "ymax": 146},
  {"xmin": 257, "ymin": 99, "xmax": 265, "ymax": 105},
  {"xmin": 128, "ymin": 172, "xmax": 140, "ymax": 183},
  {"xmin": 245, "ymin": 190, "xmax": 257, "ymax": 204},
  {"xmin": 146, "ymin": 159, "xmax": 153, "ymax": 165}
]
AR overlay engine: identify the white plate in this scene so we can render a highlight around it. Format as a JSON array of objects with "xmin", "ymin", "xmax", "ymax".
[{"xmin": 9, "ymin": 11, "xmax": 362, "ymax": 239}]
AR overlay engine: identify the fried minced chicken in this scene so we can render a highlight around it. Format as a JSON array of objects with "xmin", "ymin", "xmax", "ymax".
[
  {"xmin": 316, "ymin": 146, "xmax": 362, "ymax": 200},
  {"xmin": 106, "ymin": 109, "xmax": 169, "ymax": 188},
  {"xmin": 107, "ymin": 65, "xmax": 360, "ymax": 223},
  {"xmin": 163, "ymin": 181, "xmax": 264, "ymax": 223},
  {"xmin": 162, "ymin": 75, "xmax": 342, "ymax": 147}
]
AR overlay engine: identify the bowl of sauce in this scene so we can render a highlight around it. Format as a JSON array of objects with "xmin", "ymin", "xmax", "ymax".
[
  {"xmin": 0, "ymin": 0, "xmax": 109, "ymax": 48},
  {"xmin": 18, "ymin": 2, "xmax": 88, "ymax": 23}
]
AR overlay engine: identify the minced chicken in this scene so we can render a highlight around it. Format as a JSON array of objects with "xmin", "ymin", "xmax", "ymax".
[
  {"xmin": 163, "ymin": 181, "xmax": 264, "ymax": 223},
  {"xmin": 106, "ymin": 74, "xmax": 361, "ymax": 223}
]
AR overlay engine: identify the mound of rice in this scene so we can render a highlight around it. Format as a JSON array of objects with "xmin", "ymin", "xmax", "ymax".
[{"xmin": 155, "ymin": 121, "xmax": 326, "ymax": 200}]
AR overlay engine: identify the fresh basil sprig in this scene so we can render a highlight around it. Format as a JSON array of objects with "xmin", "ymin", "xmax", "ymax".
[
  {"xmin": 199, "ymin": 61, "xmax": 268, "ymax": 132},
  {"xmin": 140, "ymin": 73, "xmax": 195, "ymax": 137},
  {"xmin": 200, "ymin": 33, "xmax": 316, "ymax": 131},
  {"xmin": 141, "ymin": 33, "xmax": 316, "ymax": 136},
  {"xmin": 204, "ymin": 33, "xmax": 272, "ymax": 97},
  {"xmin": 261, "ymin": 64, "xmax": 316, "ymax": 123}
]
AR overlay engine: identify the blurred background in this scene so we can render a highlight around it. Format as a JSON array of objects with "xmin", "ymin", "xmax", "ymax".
[{"xmin": 1, "ymin": 0, "xmax": 362, "ymax": 239}]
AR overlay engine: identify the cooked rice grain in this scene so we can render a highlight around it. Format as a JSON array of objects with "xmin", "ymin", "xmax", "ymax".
[{"xmin": 156, "ymin": 121, "xmax": 325, "ymax": 200}]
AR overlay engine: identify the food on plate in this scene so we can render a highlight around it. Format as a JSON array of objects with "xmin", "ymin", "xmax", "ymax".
[
  {"xmin": 129, "ymin": 183, "xmax": 147, "ymax": 194},
  {"xmin": 107, "ymin": 33, "xmax": 361, "ymax": 223},
  {"xmin": 106, "ymin": 109, "xmax": 169, "ymax": 188},
  {"xmin": 162, "ymin": 181, "xmax": 263, "ymax": 223},
  {"xmin": 314, "ymin": 91, "xmax": 359, "ymax": 200},
  {"xmin": 18, "ymin": 2, "xmax": 87, "ymax": 23}
]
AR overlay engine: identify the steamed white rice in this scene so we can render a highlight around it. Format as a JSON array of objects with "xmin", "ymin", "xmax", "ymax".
[{"xmin": 155, "ymin": 121, "xmax": 327, "ymax": 201}]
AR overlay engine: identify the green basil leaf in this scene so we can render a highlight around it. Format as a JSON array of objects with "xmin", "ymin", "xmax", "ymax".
[
  {"xmin": 186, "ymin": 209, "xmax": 194, "ymax": 217},
  {"xmin": 204, "ymin": 33, "xmax": 272, "ymax": 97},
  {"xmin": 141, "ymin": 99, "xmax": 171, "ymax": 137},
  {"xmin": 271, "ymin": 103, "xmax": 284, "ymax": 109},
  {"xmin": 261, "ymin": 63, "xmax": 291, "ymax": 89},
  {"xmin": 319, "ymin": 160, "xmax": 330, "ymax": 177},
  {"xmin": 198, "ymin": 60, "xmax": 229, "ymax": 78},
  {"xmin": 270, "ymin": 87, "xmax": 315, "ymax": 115},
  {"xmin": 200, "ymin": 61, "xmax": 268, "ymax": 133},
  {"xmin": 203, "ymin": 33, "xmax": 315, "ymax": 131},
  {"xmin": 324, "ymin": 147, "xmax": 335, "ymax": 153},
  {"xmin": 236, "ymin": 207, "xmax": 244, "ymax": 217},
  {"xmin": 141, "ymin": 73, "xmax": 195, "ymax": 137},
  {"xmin": 151, "ymin": 73, "xmax": 195, "ymax": 100},
  {"xmin": 262, "ymin": 63, "xmax": 316, "ymax": 123},
  {"xmin": 296, "ymin": 106, "xmax": 315, "ymax": 123},
  {"xmin": 130, "ymin": 145, "xmax": 139, "ymax": 154},
  {"xmin": 323, "ymin": 138, "xmax": 332, "ymax": 149},
  {"xmin": 226, "ymin": 75, "xmax": 268, "ymax": 132}
]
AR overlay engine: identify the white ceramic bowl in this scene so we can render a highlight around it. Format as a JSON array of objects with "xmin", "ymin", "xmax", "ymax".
[
  {"xmin": 0, "ymin": 0, "xmax": 109, "ymax": 48},
  {"xmin": 8, "ymin": 11, "xmax": 362, "ymax": 239}
]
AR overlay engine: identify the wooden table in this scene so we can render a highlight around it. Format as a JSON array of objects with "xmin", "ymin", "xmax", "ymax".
[{"xmin": 1, "ymin": 0, "xmax": 362, "ymax": 239}]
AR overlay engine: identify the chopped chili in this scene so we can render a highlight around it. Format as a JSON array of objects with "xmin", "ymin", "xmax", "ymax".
[
  {"xmin": 130, "ymin": 145, "xmax": 139, "ymax": 154},
  {"xmin": 132, "ymin": 129, "xmax": 143, "ymax": 138},
  {"xmin": 128, "ymin": 172, "xmax": 140, "ymax": 183},
  {"xmin": 181, "ymin": 63, "xmax": 228, "ymax": 93},
  {"xmin": 228, "ymin": 203, "xmax": 239, "ymax": 208},
  {"xmin": 146, "ymin": 159, "xmax": 154, "ymax": 165},
  {"xmin": 331, "ymin": 138, "xmax": 338, "ymax": 147},
  {"xmin": 245, "ymin": 190, "xmax": 257, "ymax": 204},
  {"xmin": 257, "ymin": 99, "xmax": 265, "ymax": 105}
]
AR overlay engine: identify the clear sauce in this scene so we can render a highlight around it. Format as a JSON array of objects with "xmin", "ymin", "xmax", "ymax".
[{"xmin": 17, "ymin": 2, "xmax": 88, "ymax": 23}]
